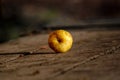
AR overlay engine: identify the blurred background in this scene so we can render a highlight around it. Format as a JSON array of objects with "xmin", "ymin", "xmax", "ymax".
[{"xmin": 1, "ymin": 0, "xmax": 120, "ymax": 43}]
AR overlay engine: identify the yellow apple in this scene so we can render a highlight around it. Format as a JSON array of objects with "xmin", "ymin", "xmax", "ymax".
[{"xmin": 48, "ymin": 30, "xmax": 73, "ymax": 53}]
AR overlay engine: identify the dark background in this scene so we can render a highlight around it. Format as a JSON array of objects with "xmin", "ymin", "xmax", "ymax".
[{"xmin": 1, "ymin": 0, "xmax": 120, "ymax": 43}]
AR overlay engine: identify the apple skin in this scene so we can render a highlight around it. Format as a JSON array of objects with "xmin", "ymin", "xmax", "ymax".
[{"xmin": 48, "ymin": 30, "xmax": 73, "ymax": 53}]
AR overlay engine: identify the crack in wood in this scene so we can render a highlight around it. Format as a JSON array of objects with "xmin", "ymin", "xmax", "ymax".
[{"xmin": 0, "ymin": 51, "xmax": 56, "ymax": 64}]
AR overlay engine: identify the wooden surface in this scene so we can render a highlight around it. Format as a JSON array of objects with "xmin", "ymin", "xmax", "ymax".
[{"xmin": 0, "ymin": 29, "xmax": 120, "ymax": 80}]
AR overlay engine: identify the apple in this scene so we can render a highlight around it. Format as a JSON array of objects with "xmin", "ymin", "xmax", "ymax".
[{"xmin": 48, "ymin": 30, "xmax": 73, "ymax": 53}]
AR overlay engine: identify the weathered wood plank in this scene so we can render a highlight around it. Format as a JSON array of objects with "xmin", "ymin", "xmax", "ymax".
[{"xmin": 0, "ymin": 30, "xmax": 120, "ymax": 80}]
